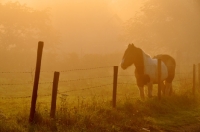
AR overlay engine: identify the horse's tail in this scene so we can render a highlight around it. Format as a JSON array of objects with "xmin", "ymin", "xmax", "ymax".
[{"xmin": 153, "ymin": 54, "xmax": 176, "ymax": 83}]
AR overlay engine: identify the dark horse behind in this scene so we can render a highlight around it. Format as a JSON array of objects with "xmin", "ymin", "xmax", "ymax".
[{"xmin": 121, "ymin": 44, "xmax": 176, "ymax": 100}]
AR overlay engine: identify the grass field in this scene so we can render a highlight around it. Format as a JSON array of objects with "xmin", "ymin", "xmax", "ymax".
[{"xmin": 1, "ymin": 67, "xmax": 200, "ymax": 132}]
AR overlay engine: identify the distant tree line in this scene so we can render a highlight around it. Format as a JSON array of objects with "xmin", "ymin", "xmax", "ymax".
[
  {"xmin": 0, "ymin": 2, "xmax": 60, "ymax": 71},
  {"xmin": 0, "ymin": 1, "xmax": 60, "ymax": 52},
  {"xmin": 124, "ymin": 0, "xmax": 200, "ymax": 62}
]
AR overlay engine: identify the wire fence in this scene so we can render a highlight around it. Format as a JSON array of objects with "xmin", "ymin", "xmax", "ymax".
[
  {"xmin": 0, "ymin": 66, "xmax": 113, "ymax": 74},
  {"xmin": 0, "ymin": 65, "xmax": 197, "ymax": 100}
]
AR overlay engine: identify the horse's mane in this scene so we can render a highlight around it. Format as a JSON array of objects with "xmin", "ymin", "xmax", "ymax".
[{"xmin": 141, "ymin": 49, "xmax": 151, "ymax": 59}]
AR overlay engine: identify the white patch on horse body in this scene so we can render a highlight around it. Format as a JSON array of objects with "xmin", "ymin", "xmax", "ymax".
[
  {"xmin": 142, "ymin": 51, "xmax": 168, "ymax": 83},
  {"xmin": 121, "ymin": 59, "xmax": 124, "ymax": 65}
]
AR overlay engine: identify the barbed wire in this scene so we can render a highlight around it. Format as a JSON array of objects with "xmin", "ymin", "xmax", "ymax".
[
  {"xmin": 0, "ymin": 84, "xmax": 114, "ymax": 99},
  {"xmin": 175, "ymin": 72, "xmax": 193, "ymax": 75},
  {"xmin": 59, "ymin": 76, "xmax": 113, "ymax": 83},
  {"xmin": 118, "ymin": 75, "xmax": 134, "ymax": 77},
  {"xmin": 0, "ymin": 76, "xmax": 194, "ymax": 86},
  {"xmin": 117, "ymin": 82, "xmax": 137, "ymax": 86},
  {"xmin": 0, "ymin": 82, "xmax": 32, "ymax": 86},
  {"xmin": 0, "ymin": 79, "xmax": 196, "ymax": 99},
  {"xmin": 173, "ymin": 78, "xmax": 193, "ymax": 82},
  {"xmin": 59, "ymin": 66, "xmax": 113, "ymax": 72},
  {"xmin": 0, "ymin": 95, "xmax": 31, "ymax": 99},
  {"xmin": 0, "ymin": 81, "xmax": 52, "ymax": 86},
  {"xmin": 58, "ymin": 84, "xmax": 113, "ymax": 94},
  {"xmin": 0, "ymin": 65, "xmax": 198, "ymax": 99},
  {"xmin": 1, "ymin": 64, "xmax": 196, "ymax": 75},
  {"xmin": 0, "ymin": 76, "xmax": 113, "ymax": 86},
  {"xmin": 0, "ymin": 66, "xmax": 113, "ymax": 74},
  {"xmin": 0, "ymin": 71, "xmax": 32, "ymax": 74}
]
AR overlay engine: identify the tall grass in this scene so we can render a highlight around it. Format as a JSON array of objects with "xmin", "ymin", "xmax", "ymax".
[
  {"xmin": 1, "ymin": 67, "xmax": 200, "ymax": 131},
  {"xmin": 1, "ymin": 90, "xmax": 200, "ymax": 132}
]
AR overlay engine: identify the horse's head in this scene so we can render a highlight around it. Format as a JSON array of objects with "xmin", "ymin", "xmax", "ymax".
[{"xmin": 121, "ymin": 44, "xmax": 137, "ymax": 69}]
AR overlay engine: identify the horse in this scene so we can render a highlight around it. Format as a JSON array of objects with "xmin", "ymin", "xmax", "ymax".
[{"xmin": 121, "ymin": 44, "xmax": 176, "ymax": 100}]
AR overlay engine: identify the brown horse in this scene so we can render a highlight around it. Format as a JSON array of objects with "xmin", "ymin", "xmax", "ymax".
[{"xmin": 121, "ymin": 44, "xmax": 176, "ymax": 99}]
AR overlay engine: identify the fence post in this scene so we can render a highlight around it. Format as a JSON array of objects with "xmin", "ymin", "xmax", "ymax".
[
  {"xmin": 112, "ymin": 66, "xmax": 118, "ymax": 108},
  {"xmin": 198, "ymin": 63, "xmax": 200, "ymax": 92},
  {"xmin": 193, "ymin": 64, "xmax": 196, "ymax": 95},
  {"xmin": 157, "ymin": 59, "xmax": 161, "ymax": 100},
  {"xmin": 29, "ymin": 41, "xmax": 44, "ymax": 123},
  {"xmin": 50, "ymin": 72, "xmax": 60, "ymax": 118}
]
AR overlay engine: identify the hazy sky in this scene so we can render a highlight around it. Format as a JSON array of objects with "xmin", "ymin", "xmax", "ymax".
[
  {"xmin": 1, "ymin": 0, "xmax": 144, "ymax": 53},
  {"xmin": 6, "ymin": 0, "xmax": 143, "ymax": 21},
  {"xmin": 1, "ymin": 0, "xmax": 200, "ymax": 69}
]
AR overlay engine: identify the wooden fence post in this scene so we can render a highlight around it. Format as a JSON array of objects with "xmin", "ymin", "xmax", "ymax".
[
  {"xmin": 193, "ymin": 64, "xmax": 196, "ymax": 95},
  {"xmin": 157, "ymin": 59, "xmax": 161, "ymax": 100},
  {"xmin": 112, "ymin": 66, "xmax": 118, "ymax": 108},
  {"xmin": 29, "ymin": 41, "xmax": 44, "ymax": 123},
  {"xmin": 50, "ymin": 72, "xmax": 60, "ymax": 118},
  {"xmin": 198, "ymin": 63, "xmax": 200, "ymax": 92}
]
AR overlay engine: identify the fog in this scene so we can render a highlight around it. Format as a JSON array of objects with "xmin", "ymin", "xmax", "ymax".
[
  {"xmin": 0, "ymin": 0, "xmax": 200, "ymax": 71},
  {"xmin": 1, "ymin": 0, "xmax": 142, "ymax": 53}
]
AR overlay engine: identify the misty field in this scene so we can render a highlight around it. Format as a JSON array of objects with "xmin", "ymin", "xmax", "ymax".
[
  {"xmin": 1, "ymin": 66, "xmax": 200, "ymax": 132},
  {"xmin": 1, "ymin": 0, "xmax": 200, "ymax": 131}
]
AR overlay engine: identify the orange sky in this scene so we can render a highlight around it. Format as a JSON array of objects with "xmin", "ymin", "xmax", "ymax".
[
  {"xmin": 1, "ymin": 0, "xmax": 145, "ymax": 53},
  {"xmin": 2, "ymin": 0, "xmax": 143, "ymax": 21}
]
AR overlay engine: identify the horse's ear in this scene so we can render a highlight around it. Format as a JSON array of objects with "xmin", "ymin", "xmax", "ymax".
[
  {"xmin": 130, "ymin": 43, "xmax": 135, "ymax": 48},
  {"xmin": 128, "ymin": 43, "xmax": 135, "ymax": 48}
]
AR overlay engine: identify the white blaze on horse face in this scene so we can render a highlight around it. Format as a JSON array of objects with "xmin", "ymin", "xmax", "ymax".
[{"xmin": 142, "ymin": 52, "xmax": 168, "ymax": 83}]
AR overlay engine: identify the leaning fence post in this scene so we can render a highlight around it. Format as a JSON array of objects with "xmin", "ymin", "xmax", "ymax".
[
  {"xmin": 157, "ymin": 59, "xmax": 161, "ymax": 100},
  {"xmin": 112, "ymin": 66, "xmax": 118, "ymax": 108},
  {"xmin": 50, "ymin": 72, "xmax": 60, "ymax": 118},
  {"xmin": 29, "ymin": 41, "xmax": 44, "ymax": 123},
  {"xmin": 193, "ymin": 64, "xmax": 196, "ymax": 95}
]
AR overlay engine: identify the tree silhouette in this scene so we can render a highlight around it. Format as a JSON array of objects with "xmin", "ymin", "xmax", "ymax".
[
  {"xmin": 0, "ymin": 2, "xmax": 59, "ymax": 52},
  {"xmin": 125, "ymin": 0, "xmax": 200, "ymax": 54}
]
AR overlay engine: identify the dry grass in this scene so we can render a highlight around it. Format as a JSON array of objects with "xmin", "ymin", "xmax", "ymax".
[
  {"xmin": 1, "ymin": 68, "xmax": 200, "ymax": 132},
  {"xmin": 0, "ymin": 90, "xmax": 200, "ymax": 132}
]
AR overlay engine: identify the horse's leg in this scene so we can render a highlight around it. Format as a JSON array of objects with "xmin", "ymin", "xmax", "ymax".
[
  {"xmin": 147, "ymin": 83, "xmax": 153, "ymax": 98},
  {"xmin": 165, "ymin": 82, "xmax": 171, "ymax": 96},
  {"xmin": 139, "ymin": 86, "xmax": 145, "ymax": 100},
  {"xmin": 161, "ymin": 81, "xmax": 166, "ymax": 95},
  {"xmin": 169, "ymin": 83, "xmax": 173, "ymax": 95}
]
